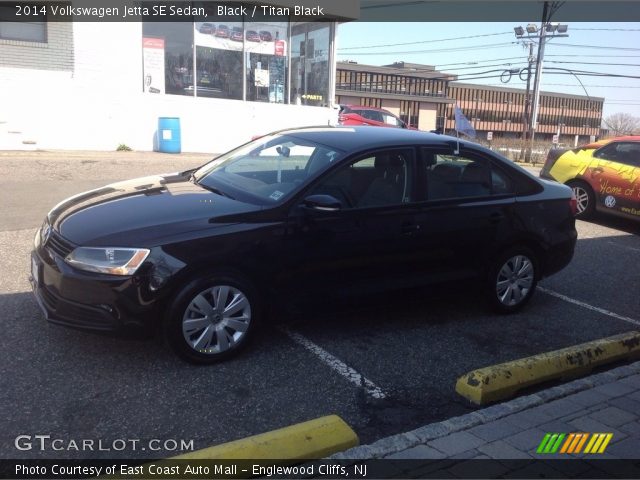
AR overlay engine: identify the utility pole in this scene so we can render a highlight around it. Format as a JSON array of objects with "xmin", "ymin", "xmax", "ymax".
[
  {"xmin": 514, "ymin": 1, "xmax": 568, "ymax": 162},
  {"xmin": 528, "ymin": 1, "xmax": 550, "ymax": 160},
  {"xmin": 521, "ymin": 42, "xmax": 534, "ymax": 160}
]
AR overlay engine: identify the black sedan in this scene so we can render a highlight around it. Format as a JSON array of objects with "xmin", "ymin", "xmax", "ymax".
[{"xmin": 30, "ymin": 127, "xmax": 577, "ymax": 364}]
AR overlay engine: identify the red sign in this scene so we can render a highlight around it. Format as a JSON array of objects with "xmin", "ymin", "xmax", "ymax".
[
  {"xmin": 143, "ymin": 38, "xmax": 165, "ymax": 49},
  {"xmin": 274, "ymin": 40, "xmax": 286, "ymax": 57}
]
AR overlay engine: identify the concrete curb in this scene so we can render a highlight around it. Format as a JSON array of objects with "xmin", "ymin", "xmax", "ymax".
[
  {"xmin": 456, "ymin": 331, "xmax": 640, "ymax": 405},
  {"xmin": 173, "ymin": 415, "xmax": 358, "ymax": 460},
  {"xmin": 330, "ymin": 360, "xmax": 640, "ymax": 461}
]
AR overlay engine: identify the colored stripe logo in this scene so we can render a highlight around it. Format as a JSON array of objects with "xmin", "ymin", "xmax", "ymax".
[{"xmin": 537, "ymin": 433, "xmax": 613, "ymax": 454}]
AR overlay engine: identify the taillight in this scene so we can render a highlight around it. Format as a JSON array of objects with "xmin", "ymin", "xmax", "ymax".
[{"xmin": 569, "ymin": 191, "xmax": 578, "ymax": 216}]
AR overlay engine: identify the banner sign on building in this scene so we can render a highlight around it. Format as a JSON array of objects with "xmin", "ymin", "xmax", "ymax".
[{"xmin": 142, "ymin": 37, "xmax": 165, "ymax": 94}]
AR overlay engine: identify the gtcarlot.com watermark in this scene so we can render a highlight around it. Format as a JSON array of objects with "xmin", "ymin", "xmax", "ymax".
[{"xmin": 15, "ymin": 435, "xmax": 195, "ymax": 452}]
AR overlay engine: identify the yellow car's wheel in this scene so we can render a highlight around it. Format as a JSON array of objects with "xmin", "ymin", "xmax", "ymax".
[{"xmin": 567, "ymin": 180, "xmax": 595, "ymax": 219}]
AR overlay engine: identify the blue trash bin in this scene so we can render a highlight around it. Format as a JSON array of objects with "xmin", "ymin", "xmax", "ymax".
[{"xmin": 158, "ymin": 117, "xmax": 181, "ymax": 153}]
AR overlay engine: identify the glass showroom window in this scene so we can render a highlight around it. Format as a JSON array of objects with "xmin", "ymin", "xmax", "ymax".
[
  {"xmin": 194, "ymin": 20, "xmax": 243, "ymax": 100},
  {"xmin": 143, "ymin": 22, "xmax": 194, "ymax": 96},
  {"xmin": 0, "ymin": 5, "xmax": 46, "ymax": 42},
  {"xmin": 290, "ymin": 23, "xmax": 331, "ymax": 107},
  {"xmin": 245, "ymin": 21, "xmax": 288, "ymax": 103}
]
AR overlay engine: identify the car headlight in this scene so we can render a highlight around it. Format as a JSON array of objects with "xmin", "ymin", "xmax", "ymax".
[{"xmin": 65, "ymin": 247, "xmax": 150, "ymax": 275}]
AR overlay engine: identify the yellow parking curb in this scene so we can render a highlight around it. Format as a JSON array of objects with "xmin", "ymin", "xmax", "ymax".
[
  {"xmin": 456, "ymin": 331, "xmax": 640, "ymax": 405},
  {"xmin": 173, "ymin": 414, "xmax": 358, "ymax": 460}
]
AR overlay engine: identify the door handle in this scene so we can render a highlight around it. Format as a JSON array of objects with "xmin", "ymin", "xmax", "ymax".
[{"xmin": 592, "ymin": 167, "xmax": 604, "ymax": 174}]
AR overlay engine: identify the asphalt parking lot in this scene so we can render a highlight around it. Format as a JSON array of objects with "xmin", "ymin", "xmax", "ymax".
[{"xmin": 1, "ymin": 151, "xmax": 639, "ymax": 459}]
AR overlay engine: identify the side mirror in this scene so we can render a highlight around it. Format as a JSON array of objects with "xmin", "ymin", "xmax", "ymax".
[
  {"xmin": 301, "ymin": 194, "xmax": 342, "ymax": 212},
  {"xmin": 276, "ymin": 145, "xmax": 291, "ymax": 157}
]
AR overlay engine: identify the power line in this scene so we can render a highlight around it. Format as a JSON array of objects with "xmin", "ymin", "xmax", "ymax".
[
  {"xmin": 571, "ymin": 28, "xmax": 640, "ymax": 31},
  {"xmin": 559, "ymin": 43, "xmax": 640, "ymax": 51},
  {"xmin": 337, "ymin": 32, "xmax": 512, "ymax": 51},
  {"xmin": 435, "ymin": 55, "xmax": 640, "ymax": 69},
  {"xmin": 485, "ymin": 83, "xmax": 640, "ymax": 88},
  {"xmin": 336, "ymin": 42, "xmax": 517, "ymax": 56},
  {"xmin": 545, "ymin": 60, "xmax": 640, "ymax": 67}
]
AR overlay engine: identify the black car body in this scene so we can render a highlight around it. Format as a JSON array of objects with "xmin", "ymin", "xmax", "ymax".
[{"xmin": 31, "ymin": 127, "xmax": 577, "ymax": 363}]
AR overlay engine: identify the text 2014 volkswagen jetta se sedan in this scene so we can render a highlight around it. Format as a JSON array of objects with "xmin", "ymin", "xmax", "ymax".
[{"xmin": 30, "ymin": 127, "xmax": 577, "ymax": 364}]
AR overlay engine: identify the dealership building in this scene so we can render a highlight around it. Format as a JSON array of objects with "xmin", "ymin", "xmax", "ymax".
[{"xmin": 0, "ymin": 2, "xmax": 358, "ymax": 152}]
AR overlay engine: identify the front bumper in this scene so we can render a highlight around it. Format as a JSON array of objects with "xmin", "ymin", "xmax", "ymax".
[{"xmin": 30, "ymin": 242, "xmax": 163, "ymax": 334}]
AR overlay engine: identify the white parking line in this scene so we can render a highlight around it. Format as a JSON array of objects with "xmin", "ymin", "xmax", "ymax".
[
  {"xmin": 538, "ymin": 286, "xmax": 640, "ymax": 327},
  {"xmin": 280, "ymin": 328, "xmax": 387, "ymax": 399}
]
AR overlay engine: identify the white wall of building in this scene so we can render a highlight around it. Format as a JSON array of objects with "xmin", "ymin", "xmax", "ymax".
[{"xmin": 0, "ymin": 22, "xmax": 338, "ymax": 153}]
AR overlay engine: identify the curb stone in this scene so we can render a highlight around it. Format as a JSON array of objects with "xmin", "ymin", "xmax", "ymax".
[{"xmin": 329, "ymin": 361, "xmax": 640, "ymax": 461}]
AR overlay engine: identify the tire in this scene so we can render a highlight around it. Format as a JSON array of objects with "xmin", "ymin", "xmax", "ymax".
[
  {"xmin": 164, "ymin": 273, "xmax": 261, "ymax": 364},
  {"xmin": 567, "ymin": 180, "xmax": 595, "ymax": 219},
  {"xmin": 486, "ymin": 247, "xmax": 538, "ymax": 314}
]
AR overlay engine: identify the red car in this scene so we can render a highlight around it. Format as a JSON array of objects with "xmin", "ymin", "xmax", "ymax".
[
  {"xmin": 215, "ymin": 25, "xmax": 229, "ymax": 38},
  {"xmin": 246, "ymin": 30, "xmax": 260, "ymax": 42},
  {"xmin": 230, "ymin": 27, "xmax": 243, "ymax": 42},
  {"xmin": 338, "ymin": 105, "xmax": 415, "ymax": 129}
]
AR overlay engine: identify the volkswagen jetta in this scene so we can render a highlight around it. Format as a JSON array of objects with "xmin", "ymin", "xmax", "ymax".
[{"xmin": 31, "ymin": 127, "xmax": 577, "ymax": 363}]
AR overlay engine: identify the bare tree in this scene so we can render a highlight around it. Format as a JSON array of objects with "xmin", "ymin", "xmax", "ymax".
[{"xmin": 603, "ymin": 113, "xmax": 640, "ymax": 136}]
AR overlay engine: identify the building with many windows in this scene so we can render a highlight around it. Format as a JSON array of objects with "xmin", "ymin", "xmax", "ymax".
[
  {"xmin": 336, "ymin": 61, "xmax": 604, "ymax": 145},
  {"xmin": 0, "ymin": 2, "xmax": 358, "ymax": 151},
  {"xmin": 335, "ymin": 61, "xmax": 455, "ymax": 132},
  {"xmin": 447, "ymin": 83, "xmax": 603, "ymax": 143}
]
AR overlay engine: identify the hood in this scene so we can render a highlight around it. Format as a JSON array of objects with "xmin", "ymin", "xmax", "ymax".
[{"xmin": 49, "ymin": 172, "xmax": 261, "ymax": 247}]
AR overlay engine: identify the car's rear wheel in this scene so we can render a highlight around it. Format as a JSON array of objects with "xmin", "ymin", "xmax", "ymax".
[
  {"xmin": 487, "ymin": 248, "xmax": 538, "ymax": 313},
  {"xmin": 567, "ymin": 180, "xmax": 595, "ymax": 219},
  {"xmin": 164, "ymin": 274, "xmax": 260, "ymax": 364}
]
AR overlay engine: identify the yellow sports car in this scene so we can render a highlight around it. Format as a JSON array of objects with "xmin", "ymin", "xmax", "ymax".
[{"xmin": 540, "ymin": 136, "xmax": 640, "ymax": 220}]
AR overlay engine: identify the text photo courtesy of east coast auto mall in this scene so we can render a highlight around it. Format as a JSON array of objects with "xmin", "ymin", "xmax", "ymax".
[{"xmin": 1, "ymin": 0, "xmax": 640, "ymax": 479}]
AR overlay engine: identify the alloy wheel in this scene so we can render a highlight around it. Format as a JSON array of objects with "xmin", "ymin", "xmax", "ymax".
[
  {"xmin": 182, "ymin": 285, "xmax": 252, "ymax": 354},
  {"xmin": 495, "ymin": 255, "xmax": 535, "ymax": 307},
  {"xmin": 572, "ymin": 185, "xmax": 590, "ymax": 215}
]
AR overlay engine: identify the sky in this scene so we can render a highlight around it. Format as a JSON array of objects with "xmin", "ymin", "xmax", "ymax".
[{"xmin": 336, "ymin": 22, "xmax": 640, "ymax": 120}]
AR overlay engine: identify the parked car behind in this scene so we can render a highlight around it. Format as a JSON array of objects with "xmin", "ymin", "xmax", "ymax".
[
  {"xmin": 31, "ymin": 127, "xmax": 576, "ymax": 364},
  {"xmin": 338, "ymin": 104, "xmax": 415, "ymax": 129},
  {"xmin": 246, "ymin": 30, "xmax": 261, "ymax": 42},
  {"xmin": 541, "ymin": 135, "xmax": 640, "ymax": 220},
  {"xmin": 230, "ymin": 26, "xmax": 243, "ymax": 42},
  {"xmin": 215, "ymin": 24, "xmax": 229, "ymax": 38},
  {"xmin": 198, "ymin": 23, "xmax": 215, "ymax": 35}
]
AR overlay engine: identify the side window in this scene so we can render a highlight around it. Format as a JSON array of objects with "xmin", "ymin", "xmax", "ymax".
[
  {"xmin": 310, "ymin": 149, "xmax": 413, "ymax": 208},
  {"xmin": 423, "ymin": 150, "xmax": 511, "ymax": 200},
  {"xmin": 383, "ymin": 114, "xmax": 401, "ymax": 127},
  {"xmin": 360, "ymin": 110, "xmax": 383, "ymax": 122},
  {"xmin": 615, "ymin": 143, "xmax": 640, "ymax": 167},
  {"xmin": 594, "ymin": 142, "xmax": 621, "ymax": 162}
]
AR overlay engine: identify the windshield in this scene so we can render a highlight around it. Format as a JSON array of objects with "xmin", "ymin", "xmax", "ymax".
[{"xmin": 193, "ymin": 134, "xmax": 344, "ymax": 205}]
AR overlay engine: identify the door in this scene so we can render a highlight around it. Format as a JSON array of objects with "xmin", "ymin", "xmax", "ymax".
[
  {"xmin": 282, "ymin": 148, "xmax": 423, "ymax": 298},
  {"xmin": 589, "ymin": 141, "xmax": 640, "ymax": 215},
  {"xmin": 410, "ymin": 147, "xmax": 517, "ymax": 283}
]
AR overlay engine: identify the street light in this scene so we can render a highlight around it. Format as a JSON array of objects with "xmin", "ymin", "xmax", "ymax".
[
  {"xmin": 514, "ymin": 26, "xmax": 525, "ymax": 37},
  {"xmin": 513, "ymin": 13, "xmax": 569, "ymax": 161}
]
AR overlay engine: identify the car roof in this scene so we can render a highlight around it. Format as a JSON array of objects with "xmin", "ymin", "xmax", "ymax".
[
  {"xmin": 581, "ymin": 135, "xmax": 640, "ymax": 149},
  {"xmin": 340, "ymin": 104, "xmax": 394, "ymax": 113},
  {"xmin": 278, "ymin": 126, "xmax": 475, "ymax": 152}
]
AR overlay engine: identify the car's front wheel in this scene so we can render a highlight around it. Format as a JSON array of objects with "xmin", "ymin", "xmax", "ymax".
[
  {"xmin": 164, "ymin": 274, "xmax": 260, "ymax": 364},
  {"xmin": 567, "ymin": 180, "xmax": 595, "ymax": 219},
  {"xmin": 487, "ymin": 248, "xmax": 538, "ymax": 313}
]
